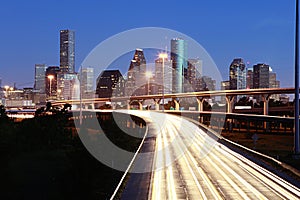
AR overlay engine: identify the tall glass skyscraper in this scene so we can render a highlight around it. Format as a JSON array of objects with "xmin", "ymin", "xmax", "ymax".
[
  {"xmin": 171, "ymin": 38, "xmax": 187, "ymax": 93},
  {"xmin": 125, "ymin": 49, "xmax": 147, "ymax": 96},
  {"xmin": 34, "ymin": 64, "xmax": 47, "ymax": 93},
  {"xmin": 229, "ymin": 58, "xmax": 246, "ymax": 90},
  {"xmin": 154, "ymin": 57, "xmax": 172, "ymax": 95},
  {"xmin": 60, "ymin": 30, "xmax": 75, "ymax": 73},
  {"xmin": 253, "ymin": 63, "xmax": 270, "ymax": 89},
  {"xmin": 81, "ymin": 67, "xmax": 94, "ymax": 98}
]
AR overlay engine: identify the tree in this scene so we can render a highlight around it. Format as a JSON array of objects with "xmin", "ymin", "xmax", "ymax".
[
  {"xmin": 0, "ymin": 105, "xmax": 8, "ymax": 120},
  {"xmin": 45, "ymin": 102, "xmax": 52, "ymax": 112}
]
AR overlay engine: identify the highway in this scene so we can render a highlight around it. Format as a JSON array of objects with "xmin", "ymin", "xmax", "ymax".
[{"xmin": 119, "ymin": 110, "xmax": 300, "ymax": 200}]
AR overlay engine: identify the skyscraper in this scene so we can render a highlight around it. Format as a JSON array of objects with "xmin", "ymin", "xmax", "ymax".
[
  {"xmin": 125, "ymin": 49, "xmax": 147, "ymax": 96},
  {"xmin": 229, "ymin": 58, "xmax": 246, "ymax": 90},
  {"xmin": 154, "ymin": 57, "xmax": 172, "ymax": 95},
  {"xmin": 60, "ymin": 30, "xmax": 75, "ymax": 73},
  {"xmin": 171, "ymin": 38, "xmax": 187, "ymax": 93},
  {"xmin": 45, "ymin": 66, "xmax": 60, "ymax": 97},
  {"xmin": 246, "ymin": 68, "xmax": 254, "ymax": 89},
  {"xmin": 57, "ymin": 72, "xmax": 79, "ymax": 100},
  {"xmin": 253, "ymin": 63, "xmax": 270, "ymax": 102},
  {"xmin": 187, "ymin": 58, "xmax": 202, "ymax": 92},
  {"xmin": 81, "ymin": 67, "xmax": 94, "ymax": 98},
  {"xmin": 34, "ymin": 64, "xmax": 47, "ymax": 93},
  {"xmin": 253, "ymin": 63, "xmax": 270, "ymax": 89},
  {"xmin": 96, "ymin": 70, "xmax": 124, "ymax": 98},
  {"xmin": 269, "ymin": 69, "xmax": 280, "ymax": 100}
]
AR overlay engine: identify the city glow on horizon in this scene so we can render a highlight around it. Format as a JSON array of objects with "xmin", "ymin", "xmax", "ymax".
[{"xmin": 159, "ymin": 53, "xmax": 168, "ymax": 59}]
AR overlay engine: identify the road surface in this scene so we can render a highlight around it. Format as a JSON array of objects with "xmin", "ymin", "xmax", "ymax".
[{"xmin": 119, "ymin": 110, "xmax": 300, "ymax": 200}]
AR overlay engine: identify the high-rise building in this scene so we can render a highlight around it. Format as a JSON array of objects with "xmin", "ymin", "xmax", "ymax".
[
  {"xmin": 125, "ymin": 49, "xmax": 147, "ymax": 96},
  {"xmin": 253, "ymin": 63, "xmax": 270, "ymax": 102},
  {"xmin": 221, "ymin": 80, "xmax": 230, "ymax": 102},
  {"xmin": 45, "ymin": 66, "xmax": 60, "ymax": 97},
  {"xmin": 187, "ymin": 58, "xmax": 202, "ymax": 92},
  {"xmin": 269, "ymin": 69, "xmax": 280, "ymax": 100},
  {"xmin": 246, "ymin": 68, "xmax": 253, "ymax": 89},
  {"xmin": 60, "ymin": 30, "xmax": 75, "ymax": 73},
  {"xmin": 154, "ymin": 57, "xmax": 172, "ymax": 95},
  {"xmin": 229, "ymin": 58, "xmax": 246, "ymax": 90},
  {"xmin": 221, "ymin": 80, "xmax": 230, "ymax": 90},
  {"xmin": 171, "ymin": 38, "xmax": 187, "ymax": 93},
  {"xmin": 34, "ymin": 64, "xmax": 47, "ymax": 94},
  {"xmin": 253, "ymin": 63, "xmax": 270, "ymax": 89},
  {"xmin": 96, "ymin": 70, "xmax": 124, "ymax": 98},
  {"xmin": 57, "ymin": 72, "xmax": 79, "ymax": 100},
  {"xmin": 201, "ymin": 76, "xmax": 216, "ymax": 91},
  {"xmin": 80, "ymin": 67, "xmax": 94, "ymax": 98}
]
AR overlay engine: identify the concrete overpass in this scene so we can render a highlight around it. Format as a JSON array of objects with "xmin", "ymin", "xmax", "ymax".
[{"xmin": 52, "ymin": 87, "xmax": 296, "ymax": 116}]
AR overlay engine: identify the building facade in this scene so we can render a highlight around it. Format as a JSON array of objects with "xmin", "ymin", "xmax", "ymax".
[
  {"xmin": 253, "ymin": 63, "xmax": 270, "ymax": 89},
  {"xmin": 229, "ymin": 58, "xmax": 246, "ymax": 90},
  {"xmin": 80, "ymin": 67, "xmax": 94, "ymax": 98},
  {"xmin": 96, "ymin": 70, "xmax": 124, "ymax": 98},
  {"xmin": 125, "ymin": 49, "xmax": 147, "ymax": 96},
  {"xmin": 187, "ymin": 58, "xmax": 202, "ymax": 92},
  {"xmin": 57, "ymin": 72, "xmax": 79, "ymax": 100},
  {"xmin": 154, "ymin": 57, "xmax": 172, "ymax": 95},
  {"xmin": 60, "ymin": 30, "xmax": 75, "ymax": 73},
  {"xmin": 45, "ymin": 66, "xmax": 60, "ymax": 98},
  {"xmin": 246, "ymin": 68, "xmax": 253, "ymax": 89},
  {"xmin": 171, "ymin": 38, "xmax": 187, "ymax": 93},
  {"xmin": 34, "ymin": 64, "xmax": 47, "ymax": 94}
]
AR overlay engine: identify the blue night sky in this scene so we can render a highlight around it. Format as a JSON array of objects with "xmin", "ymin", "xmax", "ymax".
[{"xmin": 0, "ymin": 0, "xmax": 296, "ymax": 88}]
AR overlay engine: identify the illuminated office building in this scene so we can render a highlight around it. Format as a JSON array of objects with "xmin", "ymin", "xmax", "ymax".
[
  {"xmin": 60, "ymin": 30, "xmax": 75, "ymax": 73},
  {"xmin": 171, "ymin": 38, "xmax": 187, "ymax": 93},
  {"xmin": 125, "ymin": 49, "xmax": 147, "ymax": 96},
  {"xmin": 34, "ymin": 64, "xmax": 47, "ymax": 94}
]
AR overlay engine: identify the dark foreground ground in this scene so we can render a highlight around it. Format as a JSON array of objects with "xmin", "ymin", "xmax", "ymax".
[
  {"xmin": 221, "ymin": 129, "xmax": 300, "ymax": 171},
  {"xmin": 0, "ymin": 112, "xmax": 145, "ymax": 200},
  {"xmin": 1, "ymin": 111, "xmax": 300, "ymax": 199}
]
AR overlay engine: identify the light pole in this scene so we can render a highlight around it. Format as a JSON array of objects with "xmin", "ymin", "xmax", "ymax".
[
  {"xmin": 159, "ymin": 53, "xmax": 168, "ymax": 111},
  {"xmin": 145, "ymin": 71, "xmax": 152, "ymax": 95},
  {"xmin": 57, "ymin": 89, "xmax": 61, "ymax": 100},
  {"xmin": 48, "ymin": 75, "xmax": 54, "ymax": 98},
  {"xmin": 9, "ymin": 87, "xmax": 13, "ymax": 98},
  {"xmin": 295, "ymin": 0, "xmax": 300, "ymax": 155},
  {"xmin": 4, "ymin": 85, "xmax": 9, "ymax": 98}
]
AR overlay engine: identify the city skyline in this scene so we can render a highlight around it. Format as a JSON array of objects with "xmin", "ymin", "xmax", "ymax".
[{"xmin": 0, "ymin": 0, "xmax": 296, "ymax": 88}]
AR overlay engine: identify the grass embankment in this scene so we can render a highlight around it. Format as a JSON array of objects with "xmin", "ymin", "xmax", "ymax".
[
  {"xmin": 221, "ymin": 130, "xmax": 300, "ymax": 171},
  {"xmin": 0, "ymin": 112, "xmax": 145, "ymax": 200}
]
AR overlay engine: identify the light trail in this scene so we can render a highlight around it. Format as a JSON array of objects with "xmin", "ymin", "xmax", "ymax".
[{"xmin": 110, "ymin": 110, "xmax": 300, "ymax": 199}]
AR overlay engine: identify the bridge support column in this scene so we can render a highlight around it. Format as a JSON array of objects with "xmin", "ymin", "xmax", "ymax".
[
  {"xmin": 262, "ymin": 94, "xmax": 270, "ymax": 115},
  {"xmin": 138, "ymin": 101, "xmax": 143, "ymax": 110},
  {"xmin": 173, "ymin": 98, "xmax": 180, "ymax": 111},
  {"xmin": 262, "ymin": 94, "xmax": 271, "ymax": 130},
  {"xmin": 197, "ymin": 97, "xmax": 205, "ymax": 123},
  {"xmin": 153, "ymin": 98, "xmax": 160, "ymax": 111},
  {"xmin": 127, "ymin": 100, "xmax": 130, "ymax": 110},
  {"xmin": 111, "ymin": 102, "xmax": 116, "ymax": 110},
  {"xmin": 90, "ymin": 103, "xmax": 95, "ymax": 110},
  {"xmin": 226, "ymin": 96, "xmax": 235, "ymax": 113},
  {"xmin": 197, "ymin": 97, "xmax": 204, "ymax": 112}
]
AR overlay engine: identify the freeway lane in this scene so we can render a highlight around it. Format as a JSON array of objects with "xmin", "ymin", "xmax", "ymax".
[{"xmin": 119, "ymin": 110, "xmax": 300, "ymax": 200}]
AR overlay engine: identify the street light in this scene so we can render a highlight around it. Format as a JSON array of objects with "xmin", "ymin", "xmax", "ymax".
[
  {"xmin": 57, "ymin": 89, "xmax": 61, "ymax": 100},
  {"xmin": 9, "ymin": 87, "xmax": 13, "ymax": 98},
  {"xmin": 295, "ymin": 0, "xmax": 300, "ymax": 155},
  {"xmin": 4, "ymin": 85, "xmax": 9, "ymax": 98},
  {"xmin": 159, "ymin": 53, "xmax": 168, "ymax": 111},
  {"xmin": 145, "ymin": 71, "xmax": 152, "ymax": 95},
  {"xmin": 48, "ymin": 75, "xmax": 54, "ymax": 98}
]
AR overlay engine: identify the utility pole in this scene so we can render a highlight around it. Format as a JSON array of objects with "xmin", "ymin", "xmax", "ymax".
[{"xmin": 295, "ymin": 0, "xmax": 300, "ymax": 155}]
